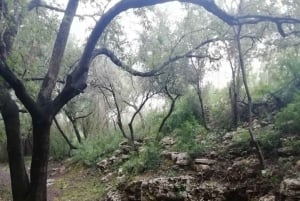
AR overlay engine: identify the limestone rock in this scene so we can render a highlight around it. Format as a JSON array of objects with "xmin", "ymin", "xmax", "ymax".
[
  {"xmin": 102, "ymin": 190, "xmax": 123, "ymax": 201},
  {"xmin": 278, "ymin": 147, "xmax": 295, "ymax": 157},
  {"xmin": 141, "ymin": 176, "xmax": 194, "ymax": 201},
  {"xmin": 194, "ymin": 158, "xmax": 216, "ymax": 165},
  {"xmin": 101, "ymin": 173, "xmax": 114, "ymax": 182},
  {"xmin": 175, "ymin": 152, "xmax": 191, "ymax": 166},
  {"xmin": 258, "ymin": 194, "xmax": 275, "ymax": 201},
  {"xmin": 280, "ymin": 178, "xmax": 300, "ymax": 200},
  {"xmin": 97, "ymin": 159, "xmax": 112, "ymax": 171},
  {"xmin": 193, "ymin": 164, "xmax": 210, "ymax": 172},
  {"xmin": 296, "ymin": 160, "xmax": 300, "ymax": 172},
  {"xmin": 160, "ymin": 136, "xmax": 176, "ymax": 147}
]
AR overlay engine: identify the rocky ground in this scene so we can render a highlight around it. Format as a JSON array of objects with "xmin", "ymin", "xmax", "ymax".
[
  {"xmin": 1, "ymin": 121, "xmax": 300, "ymax": 201},
  {"xmin": 98, "ymin": 123, "xmax": 300, "ymax": 201}
]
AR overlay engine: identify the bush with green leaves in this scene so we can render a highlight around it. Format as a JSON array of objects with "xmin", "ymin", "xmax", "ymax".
[
  {"xmin": 121, "ymin": 141, "xmax": 162, "ymax": 175},
  {"xmin": 275, "ymin": 93, "xmax": 300, "ymax": 133},
  {"xmin": 282, "ymin": 138, "xmax": 300, "ymax": 155},
  {"xmin": 257, "ymin": 128, "xmax": 280, "ymax": 154},
  {"xmin": 72, "ymin": 131, "xmax": 123, "ymax": 166},
  {"xmin": 162, "ymin": 93, "xmax": 202, "ymax": 133},
  {"xmin": 49, "ymin": 129, "xmax": 70, "ymax": 160},
  {"xmin": 171, "ymin": 119, "xmax": 209, "ymax": 157}
]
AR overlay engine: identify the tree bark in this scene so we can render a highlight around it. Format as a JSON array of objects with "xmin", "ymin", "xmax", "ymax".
[
  {"xmin": 235, "ymin": 25, "xmax": 265, "ymax": 170},
  {"xmin": 0, "ymin": 85, "xmax": 30, "ymax": 201},
  {"xmin": 26, "ymin": 118, "xmax": 51, "ymax": 201},
  {"xmin": 54, "ymin": 117, "xmax": 77, "ymax": 150},
  {"xmin": 196, "ymin": 83, "xmax": 209, "ymax": 130},
  {"xmin": 64, "ymin": 111, "xmax": 82, "ymax": 144},
  {"xmin": 158, "ymin": 89, "xmax": 180, "ymax": 133}
]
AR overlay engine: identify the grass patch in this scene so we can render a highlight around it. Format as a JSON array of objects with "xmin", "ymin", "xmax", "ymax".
[{"xmin": 53, "ymin": 164, "xmax": 105, "ymax": 201}]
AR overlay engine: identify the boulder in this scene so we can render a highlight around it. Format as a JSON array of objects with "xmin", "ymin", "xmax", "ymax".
[
  {"xmin": 160, "ymin": 136, "xmax": 176, "ymax": 147},
  {"xmin": 194, "ymin": 158, "xmax": 216, "ymax": 165},
  {"xmin": 296, "ymin": 160, "xmax": 300, "ymax": 172},
  {"xmin": 141, "ymin": 176, "xmax": 194, "ymax": 201},
  {"xmin": 175, "ymin": 152, "xmax": 191, "ymax": 166},
  {"xmin": 102, "ymin": 190, "xmax": 123, "ymax": 201},
  {"xmin": 101, "ymin": 173, "xmax": 114, "ymax": 182},
  {"xmin": 278, "ymin": 147, "xmax": 295, "ymax": 157},
  {"xmin": 258, "ymin": 194, "xmax": 275, "ymax": 201},
  {"xmin": 193, "ymin": 164, "xmax": 210, "ymax": 172},
  {"xmin": 280, "ymin": 178, "xmax": 300, "ymax": 200},
  {"xmin": 97, "ymin": 159, "xmax": 112, "ymax": 171}
]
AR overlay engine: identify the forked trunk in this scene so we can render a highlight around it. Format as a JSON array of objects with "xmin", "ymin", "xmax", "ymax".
[
  {"xmin": 0, "ymin": 87, "xmax": 30, "ymax": 201},
  {"xmin": 25, "ymin": 119, "xmax": 51, "ymax": 201}
]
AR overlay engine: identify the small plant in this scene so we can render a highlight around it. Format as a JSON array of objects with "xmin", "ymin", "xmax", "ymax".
[
  {"xmin": 72, "ymin": 131, "xmax": 123, "ymax": 166},
  {"xmin": 275, "ymin": 93, "xmax": 300, "ymax": 133},
  {"xmin": 172, "ymin": 120, "xmax": 209, "ymax": 157},
  {"xmin": 121, "ymin": 141, "xmax": 162, "ymax": 175},
  {"xmin": 282, "ymin": 138, "xmax": 300, "ymax": 155},
  {"xmin": 50, "ymin": 129, "xmax": 69, "ymax": 160},
  {"xmin": 162, "ymin": 93, "xmax": 202, "ymax": 133},
  {"xmin": 257, "ymin": 128, "xmax": 280, "ymax": 154}
]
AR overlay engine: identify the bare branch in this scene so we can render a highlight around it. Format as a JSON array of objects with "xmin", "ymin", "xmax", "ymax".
[
  {"xmin": 37, "ymin": 0, "xmax": 79, "ymax": 105},
  {"xmin": 92, "ymin": 38, "xmax": 219, "ymax": 77},
  {"xmin": 0, "ymin": 59, "xmax": 41, "ymax": 117}
]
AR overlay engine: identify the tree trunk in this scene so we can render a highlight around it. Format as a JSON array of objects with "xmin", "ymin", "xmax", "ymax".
[
  {"xmin": 229, "ymin": 83, "xmax": 239, "ymax": 128},
  {"xmin": 0, "ymin": 86, "xmax": 30, "ymax": 201},
  {"xmin": 54, "ymin": 117, "xmax": 77, "ymax": 150},
  {"xmin": 26, "ymin": 119, "xmax": 51, "ymax": 201},
  {"xmin": 158, "ymin": 99, "xmax": 176, "ymax": 133},
  {"xmin": 235, "ymin": 25, "xmax": 265, "ymax": 170},
  {"xmin": 158, "ymin": 89, "xmax": 180, "ymax": 133},
  {"xmin": 196, "ymin": 84, "xmax": 209, "ymax": 130}
]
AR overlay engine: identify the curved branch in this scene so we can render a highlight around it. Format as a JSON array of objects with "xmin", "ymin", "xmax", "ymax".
[
  {"xmin": 52, "ymin": 0, "xmax": 300, "ymax": 115},
  {"xmin": 53, "ymin": 117, "xmax": 77, "ymax": 150},
  {"xmin": 0, "ymin": 60, "xmax": 41, "ymax": 117},
  {"xmin": 37, "ymin": 0, "xmax": 79, "ymax": 105}
]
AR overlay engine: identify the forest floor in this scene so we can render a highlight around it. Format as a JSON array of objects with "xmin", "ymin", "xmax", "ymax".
[
  {"xmin": 0, "ymin": 161, "xmax": 104, "ymax": 201},
  {"xmin": 1, "ymin": 124, "xmax": 300, "ymax": 201},
  {"xmin": 0, "ymin": 163, "xmax": 11, "ymax": 201}
]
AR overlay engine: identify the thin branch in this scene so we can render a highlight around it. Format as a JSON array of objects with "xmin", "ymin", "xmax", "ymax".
[
  {"xmin": 28, "ymin": 1, "xmax": 100, "ymax": 21},
  {"xmin": 53, "ymin": 117, "xmax": 77, "ymax": 150},
  {"xmin": 37, "ymin": 0, "xmax": 79, "ymax": 105},
  {"xmin": 23, "ymin": 77, "xmax": 65, "ymax": 84},
  {"xmin": 92, "ymin": 38, "xmax": 219, "ymax": 77},
  {"xmin": 0, "ymin": 59, "xmax": 41, "ymax": 117}
]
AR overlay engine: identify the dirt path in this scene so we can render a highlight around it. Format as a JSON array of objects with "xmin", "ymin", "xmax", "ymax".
[
  {"xmin": 0, "ymin": 162, "xmax": 104, "ymax": 201},
  {"xmin": 0, "ymin": 163, "xmax": 11, "ymax": 201},
  {"xmin": 0, "ymin": 162, "xmax": 61, "ymax": 201}
]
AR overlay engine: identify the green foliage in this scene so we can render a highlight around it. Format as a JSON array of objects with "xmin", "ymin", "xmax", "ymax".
[
  {"xmin": 275, "ymin": 93, "xmax": 300, "ymax": 133},
  {"xmin": 121, "ymin": 141, "xmax": 162, "ymax": 175},
  {"xmin": 172, "ymin": 120, "xmax": 208, "ymax": 157},
  {"xmin": 257, "ymin": 128, "xmax": 280, "ymax": 154},
  {"xmin": 282, "ymin": 138, "xmax": 300, "ymax": 155},
  {"xmin": 49, "ymin": 129, "xmax": 70, "ymax": 160},
  {"xmin": 231, "ymin": 127, "xmax": 280, "ymax": 154},
  {"xmin": 72, "ymin": 131, "xmax": 123, "ymax": 166},
  {"xmin": 162, "ymin": 93, "xmax": 202, "ymax": 133},
  {"xmin": 207, "ymin": 87, "xmax": 232, "ymax": 130}
]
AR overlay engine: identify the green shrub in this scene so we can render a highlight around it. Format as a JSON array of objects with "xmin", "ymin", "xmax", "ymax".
[
  {"xmin": 172, "ymin": 120, "xmax": 209, "ymax": 157},
  {"xmin": 257, "ymin": 128, "xmax": 280, "ymax": 154},
  {"xmin": 121, "ymin": 141, "xmax": 162, "ymax": 175},
  {"xmin": 50, "ymin": 130, "xmax": 69, "ymax": 160},
  {"xmin": 230, "ymin": 128, "xmax": 252, "ymax": 152},
  {"xmin": 72, "ymin": 131, "xmax": 122, "ymax": 166},
  {"xmin": 275, "ymin": 93, "xmax": 300, "ymax": 133},
  {"xmin": 162, "ymin": 93, "xmax": 202, "ymax": 133},
  {"xmin": 282, "ymin": 138, "xmax": 300, "ymax": 155}
]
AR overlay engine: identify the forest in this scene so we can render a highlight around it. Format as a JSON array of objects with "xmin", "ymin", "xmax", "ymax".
[{"xmin": 1, "ymin": 0, "xmax": 300, "ymax": 201}]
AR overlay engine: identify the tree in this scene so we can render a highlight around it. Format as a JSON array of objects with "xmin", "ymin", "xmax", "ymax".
[{"xmin": 1, "ymin": 0, "xmax": 300, "ymax": 200}]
